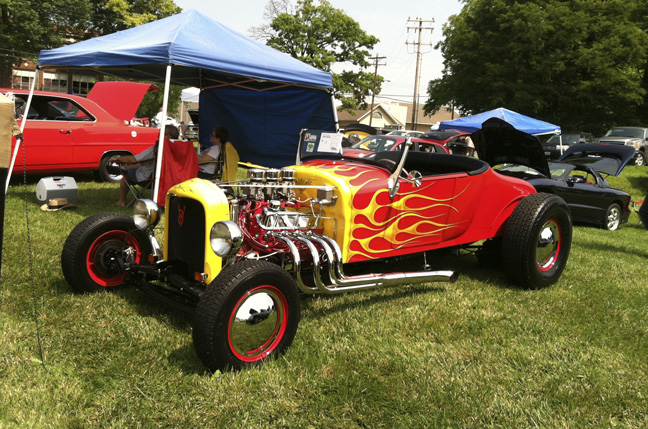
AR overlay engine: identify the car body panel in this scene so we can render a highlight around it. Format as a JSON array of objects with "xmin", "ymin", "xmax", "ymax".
[
  {"xmin": 473, "ymin": 118, "xmax": 631, "ymax": 228},
  {"xmin": 294, "ymin": 139, "xmax": 536, "ymax": 262},
  {"xmin": 471, "ymin": 118, "xmax": 551, "ymax": 176},
  {"xmin": 558, "ymin": 143, "xmax": 636, "ymax": 176},
  {"xmin": 3, "ymin": 87, "xmax": 159, "ymax": 175},
  {"xmin": 86, "ymin": 82, "xmax": 158, "ymax": 122}
]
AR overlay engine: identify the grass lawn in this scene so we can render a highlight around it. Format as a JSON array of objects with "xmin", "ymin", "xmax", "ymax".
[{"xmin": 1, "ymin": 167, "xmax": 648, "ymax": 427}]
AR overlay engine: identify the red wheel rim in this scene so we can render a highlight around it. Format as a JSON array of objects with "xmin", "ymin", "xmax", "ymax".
[
  {"xmin": 86, "ymin": 230, "xmax": 143, "ymax": 287},
  {"xmin": 227, "ymin": 285, "xmax": 289, "ymax": 363}
]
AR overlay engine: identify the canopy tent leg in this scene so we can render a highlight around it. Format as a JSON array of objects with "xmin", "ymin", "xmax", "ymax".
[
  {"xmin": 5, "ymin": 69, "xmax": 39, "ymax": 194},
  {"xmin": 152, "ymin": 64, "xmax": 173, "ymax": 203}
]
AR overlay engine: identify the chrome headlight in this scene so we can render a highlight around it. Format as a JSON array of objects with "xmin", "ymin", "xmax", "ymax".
[
  {"xmin": 210, "ymin": 220, "xmax": 242, "ymax": 257},
  {"xmin": 133, "ymin": 199, "xmax": 160, "ymax": 230},
  {"xmin": 627, "ymin": 139, "xmax": 640, "ymax": 149}
]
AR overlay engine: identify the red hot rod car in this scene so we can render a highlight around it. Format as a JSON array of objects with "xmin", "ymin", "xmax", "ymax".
[{"xmin": 62, "ymin": 130, "xmax": 572, "ymax": 371}]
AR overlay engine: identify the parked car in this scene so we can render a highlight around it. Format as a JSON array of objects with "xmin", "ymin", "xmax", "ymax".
[
  {"xmin": 343, "ymin": 134, "xmax": 448, "ymax": 158},
  {"xmin": 595, "ymin": 126, "xmax": 648, "ymax": 166},
  {"xmin": 342, "ymin": 123, "xmax": 378, "ymax": 147},
  {"xmin": 418, "ymin": 130, "xmax": 472, "ymax": 155},
  {"xmin": 473, "ymin": 118, "xmax": 634, "ymax": 230},
  {"xmin": 184, "ymin": 109, "xmax": 199, "ymax": 140},
  {"xmin": 3, "ymin": 83, "xmax": 159, "ymax": 182},
  {"xmin": 542, "ymin": 132, "xmax": 594, "ymax": 159},
  {"xmin": 62, "ymin": 130, "xmax": 572, "ymax": 372},
  {"xmin": 386, "ymin": 129, "xmax": 423, "ymax": 137}
]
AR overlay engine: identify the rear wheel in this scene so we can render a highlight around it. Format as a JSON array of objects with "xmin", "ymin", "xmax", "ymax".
[
  {"xmin": 502, "ymin": 193, "xmax": 572, "ymax": 289},
  {"xmin": 61, "ymin": 212, "xmax": 152, "ymax": 293},
  {"xmin": 603, "ymin": 203, "xmax": 622, "ymax": 231},
  {"xmin": 193, "ymin": 260, "xmax": 301, "ymax": 372},
  {"xmin": 96, "ymin": 154, "xmax": 124, "ymax": 183}
]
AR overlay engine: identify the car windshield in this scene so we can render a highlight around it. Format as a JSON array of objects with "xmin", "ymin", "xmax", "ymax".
[
  {"xmin": 548, "ymin": 162, "xmax": 575, "ymax": 180},
  {"xmin": 351, "ymin": 136, "xmax": 399, "ymax": 152},
  {"xmin": 605, "ymin": 128, "xmax": 644, "ymax": 138},
  {"xmin": 546, "ymin": 134, "xmax": 579, "ymax": 145}
]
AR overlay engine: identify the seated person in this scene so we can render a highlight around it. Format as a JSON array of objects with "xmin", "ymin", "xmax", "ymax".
[
  {"xmin": 198, "ymin": 125, "xmax": 239, "ymax": 182},
  {"xmin": 113, "ymin": 125, "xmax": 179, "ymax": 206},
  {"xmin": 639, "ymin": 190, "xmax": 648, "ymax": 230}
]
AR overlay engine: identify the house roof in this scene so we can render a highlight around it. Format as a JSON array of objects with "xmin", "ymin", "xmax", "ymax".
[{"xmin": 337, "ymin": 101, "xmax": 457, "ymax": 127}]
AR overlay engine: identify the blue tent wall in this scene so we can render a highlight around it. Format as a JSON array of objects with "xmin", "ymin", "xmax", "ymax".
[{"xmin": 200, "ymin": 87, "xmax": 336, "ymax": 168}]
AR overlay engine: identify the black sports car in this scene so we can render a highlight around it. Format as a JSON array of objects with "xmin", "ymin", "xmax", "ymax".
[{"xmin": 472, "ymin": 118, "xmax": 634, "ymax": 230}]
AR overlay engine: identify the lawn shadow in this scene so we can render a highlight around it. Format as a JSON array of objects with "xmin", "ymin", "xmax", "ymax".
[
  {"xmin": 118, "ymin": 288, "xmax": 193, "ymax": 331},
  {"xmin": 301, "ymin": 284, "xmax": 447, "ymax": 320}
]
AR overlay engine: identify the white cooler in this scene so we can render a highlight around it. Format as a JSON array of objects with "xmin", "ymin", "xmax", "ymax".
[{"xmin": 36, "ymin": 176, "xmax": 78, "ymax": 205}]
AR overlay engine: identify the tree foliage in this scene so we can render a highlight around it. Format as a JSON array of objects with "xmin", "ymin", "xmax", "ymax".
[
  {"xmin": 262, "ymin": 0, "xmax": 381, "ymax": 112},
  {"xmin": 425, "ymin": 0, "xmax": 648, "ymax": 134},
  {"xmin": 0, "ymin": 0, "xmax": 180, "ymax": 87}
]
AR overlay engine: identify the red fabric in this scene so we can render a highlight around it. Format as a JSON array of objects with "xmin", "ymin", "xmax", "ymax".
[{"xmin": 156, "ymin": 139, "xmax": 198, "ymax": 206}]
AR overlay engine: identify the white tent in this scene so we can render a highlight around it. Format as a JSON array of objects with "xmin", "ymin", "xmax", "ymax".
[{"xmin": 181, "ymin": 87, "xmax": 200, "ymax": 103}]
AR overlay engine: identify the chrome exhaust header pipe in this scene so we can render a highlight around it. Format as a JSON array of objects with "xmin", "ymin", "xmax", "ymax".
[{"xmin": 270, "ymin": 231, "xmax": 458, "ymax": 295}]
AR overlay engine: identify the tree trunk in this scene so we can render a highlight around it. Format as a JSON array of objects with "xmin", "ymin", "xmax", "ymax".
[{"xmin": 0, "ymin": 59, "xmax": 13, "ymax": 88}]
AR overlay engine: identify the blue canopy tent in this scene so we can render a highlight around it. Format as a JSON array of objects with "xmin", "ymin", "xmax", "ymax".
[
  {"xmin": 24, "ymin": 9, "xmax": 337, "ymax": 196},
  {"xmin": 439, "ymin": 108, "xmax": 560, "ymax": 135}
]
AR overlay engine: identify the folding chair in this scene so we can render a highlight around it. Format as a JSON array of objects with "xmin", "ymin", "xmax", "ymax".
[
  {"xmin": 116, "ymin": 139, "xmax": 198, "ymax": 207},
  {"xmin": 198, "ymin": 142, "xmax": 239, "ymax": 182},
  {"xmin": 107, "ymin": 155, "xmax": 155, "ymax": 208}
]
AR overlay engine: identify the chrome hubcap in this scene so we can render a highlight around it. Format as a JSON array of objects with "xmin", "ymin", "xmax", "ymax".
[
  {"xmin": 536, "ymin": 220, "xmax": 560, "ymax": 271},
  {"xmin": 229, "ymin": 288, "xmax": 286, "ymax": 360}
]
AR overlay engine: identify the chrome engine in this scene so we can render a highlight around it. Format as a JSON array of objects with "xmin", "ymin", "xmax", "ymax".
[{"xmin": 222, "ymin": 168, "xmax": 458, "ymax": 294}]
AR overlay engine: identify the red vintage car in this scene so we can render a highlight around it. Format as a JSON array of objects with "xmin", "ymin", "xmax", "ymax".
[
  {"xmin": 3, "ymin": 82, "xmax": 160, "ymax": 182},
  {"xmin": 62, "ymin": 131, "xmax": 573, "ymax": 371},
  {"xmin": 419, "ymin": 129, "xmax": 473, "ymax": 155}
]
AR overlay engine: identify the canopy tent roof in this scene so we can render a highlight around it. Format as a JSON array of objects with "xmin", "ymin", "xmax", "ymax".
[
  {"xmin": 440, "ymin": 108, "xmax": 560, "ymax": 136},
  {"xmin": 34, "ymin": 9, "xmax": 337, "ymax": 172},
  {"xmin": 37, "ymin": 9, "xmax": 333, "ymax": 90}
]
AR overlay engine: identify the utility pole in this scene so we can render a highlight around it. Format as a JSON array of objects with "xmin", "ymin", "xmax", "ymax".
[
  {"xmin": 368, "ymin": 54, "xmax": 386, "ymax": 127},
  {"xmin": 406, "ymin": 18, "xmax": 434, "ymax": 129}
]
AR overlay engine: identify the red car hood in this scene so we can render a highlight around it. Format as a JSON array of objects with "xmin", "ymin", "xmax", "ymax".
[{"xmin": 87, "ymin": 82, "xmax": 158, "ymax": 122}]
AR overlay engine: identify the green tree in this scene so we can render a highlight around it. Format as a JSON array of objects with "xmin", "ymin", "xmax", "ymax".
[
  {"xmin": 135, "ymin": 83, "xmax": 183, "ymax": 121},
  {"xmin": 0, "ymin": 0, "xmax": 180, "ymax": 87},
  {"xmin": 263, "ymin": 0, "xmax": 381, "ymax": 112},
  {"xmin": 425, "ymin": 0, "xmax": 648, "ymax": 135}
]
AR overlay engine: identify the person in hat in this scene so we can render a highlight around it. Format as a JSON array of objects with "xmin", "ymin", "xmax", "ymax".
[{"xmin": 113, "ymin": 125, "xmax": 178, "ymax": 206}]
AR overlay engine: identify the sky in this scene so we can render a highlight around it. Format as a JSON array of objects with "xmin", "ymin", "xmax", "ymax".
[{"xmin": 173, "ymin": 0, "xmax": 464, "ymax": 104}]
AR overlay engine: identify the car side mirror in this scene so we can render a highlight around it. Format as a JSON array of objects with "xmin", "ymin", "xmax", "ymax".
[{"xmin": 407, "ymin": 170, "xmax": 422, "ymax": 187}]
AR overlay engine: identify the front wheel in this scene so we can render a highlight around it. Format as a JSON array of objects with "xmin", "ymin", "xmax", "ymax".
[
  {"xmin": 603, "ymin": 203, "xmax": 622, "ymax": 231},
  {"xmin": 61, "ymin": 212, "xmax": 153, "ymax": 293},
  {"xmin": 633, "ymin": 151, "xmax": 646, "ymax": 166},
  {"xmin": 502, "ymin": 193, "xmax": 572, "ymax": 289},
  {"xmin": 193, "ymin": 260, "xmax": 301, "ymax": 372}
]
